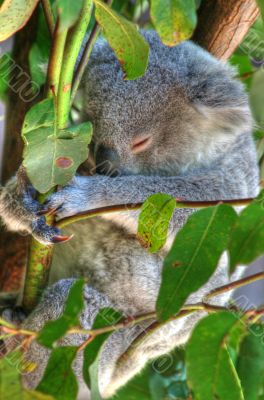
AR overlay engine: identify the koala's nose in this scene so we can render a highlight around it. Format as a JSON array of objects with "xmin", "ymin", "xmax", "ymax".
[{"xmin": 95, "ymin": 145, "xmax": 120, "ymax": 176}]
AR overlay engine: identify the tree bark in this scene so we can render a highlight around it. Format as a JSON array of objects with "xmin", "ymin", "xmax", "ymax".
[
  {"xmin": 0, "ymin": 10, "xmax": 39, "ymax": 295},
  {"xmin": 193, "ymin": 0, "xmax": 260, "ymax": 60}
]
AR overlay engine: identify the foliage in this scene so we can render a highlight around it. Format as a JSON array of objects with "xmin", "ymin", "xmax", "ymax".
[
  {"xmin": 22, "ymin": 98, "xmax": 93, "ymax": 193},
  {"xmin": 1, "ymin": 1, "xmax": 264, "ymax": 400}
]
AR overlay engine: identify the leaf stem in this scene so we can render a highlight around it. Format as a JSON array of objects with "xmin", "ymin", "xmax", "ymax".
[
  {"xmin": 57, "ymin": 0, "xmax": 93, "ymax": 129},
  {"xmin": 56, "ymin": 198, "xmax": 254, "ymax": 229},
  {"xmin": 41, "ymin": 0, "xmax": 55, "ymax": 36}
]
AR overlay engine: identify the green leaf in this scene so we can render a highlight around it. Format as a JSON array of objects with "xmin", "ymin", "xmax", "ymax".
[
  {"xmin": 29, "ymin": 8, "xmax": 51, "ymax": 88},
  {"xmin": 57, "ymin": 0, "xmax": 85, "ymax": 31},
  {"xmin": 22, "ymin": 98, "xmax": 93, "ymax": 193},
  {"xmin": 94, "ymin": 0, "xmax": 149, "ymax": 80},
  {"xmin": 0, "ymin": 0, "xmax": 39, "ymax": 42},
  {"xmin": 150, "ymin": 0, "xmax": 197, "ymax": 46},
  {"xmin": 229, "ymin": 191, "xmax": 264, "ymax": 271},
  {"xmin": 36, "ymin": 346, "xmax": 78, "ymax": 400},
  {"xmin": 237, "ymin": 324, "xmax": 264, "ymax": 400},
  {"xmin": 38, "ymin": 279, "xmax": 85, "ymax": 348},
  {"xmin": 110, "ymin": 366, "xmax": 153, "ymax": 400},
  {"xmin": 0, "ymin": 351, "xmax": 53, "ymax": 399},
  {"xmin": 157, "ymin": 204, "xmax": 237, "ymax": 321},
  {"xmin": 137, "ymin": 194, "xmax": 176, "ymax": 253},
  {"xmin": 186, "ymin": 312, "xmax": 245, "ymax": 400},
  {"xmin": 257, "ymin": 0, "xmax": 264, "ymax": 23},
  {"xmin": 83, "ymin": 308, "xmax": 122, "ymax": 391}
]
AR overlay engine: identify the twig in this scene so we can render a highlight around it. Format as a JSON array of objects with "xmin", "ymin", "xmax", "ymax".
[
  {"xmin": 71, "ymin": 21, "xmax": 100, "ymax": 103},
  {"xmin": 205, "ymin": 272, "xmax": 264, "ymax": 300},
  {"xmin": 71, "ymin": 0, "xmax": 114, "ymax": 103},
  {"xmin": 57, "ymin": 0, "xmax": 93, "ymax": 128},
  {"xmin": 56, "ymin": 197, "xmax": 254, "ymax": 229},
  {"xmin": 41, "ymin": 0, "xmax": 55, "ymax": 36}
]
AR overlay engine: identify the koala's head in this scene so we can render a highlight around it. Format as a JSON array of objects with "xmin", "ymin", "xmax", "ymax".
[{"xmin": 82, "ymin": 30, "xmax": 252, "ymax": 177}]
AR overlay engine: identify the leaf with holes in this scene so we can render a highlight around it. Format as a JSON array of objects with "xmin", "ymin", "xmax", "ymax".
[
  {"xmin": 38, "ymin": 279, "xmax": 85, "ymax": 348},
  {"xmin": 138, "ymin": 194, "xmax": 176, "ymax": 253},
  {"xmin": 228, "ymin": 191, "xmax": 264, "ymax": 272},
  {"xmin": 36, "ymin": 347, "xmax": 78, "ymax": 400},
  {"xmin": 157, "ymin": 204, "xmax": 237, "ymax": 321},
  {"xmin": 150, "ymin": 0, "xmax": 197, "ymax": 46},
  {"xmin": 186, "ymin": 312, "xmax": 245, "ymax": 400},
  {"xmin": 0, "ymin": 0, "xmax": 39, "ymax": 42},
  {"xmin": 94, "ymin": 0, "xmax": 149, "ymax": 80},
  {"xmin": 22, "ymin": 98, "xmax": 93, "ymax": 193}
]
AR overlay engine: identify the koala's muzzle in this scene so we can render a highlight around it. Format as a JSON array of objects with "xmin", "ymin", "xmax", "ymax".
[{"xmin": 95, "ymin": 145, "xmax": 120, "ymax": 177}]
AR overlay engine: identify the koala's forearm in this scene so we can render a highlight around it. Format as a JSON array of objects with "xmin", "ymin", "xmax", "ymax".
[{"xmin": 82, "ymin": 168, "xmax": 258, "ymax": 211}]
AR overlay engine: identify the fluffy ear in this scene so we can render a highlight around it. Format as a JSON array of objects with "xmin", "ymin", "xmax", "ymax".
[{"xmin": 193, "ymin": 102, "xmax": 254, "ymax": 136}]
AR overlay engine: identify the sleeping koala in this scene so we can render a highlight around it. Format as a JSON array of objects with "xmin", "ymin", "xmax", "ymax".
[{"xmin": 0, "ymin": 30, "xmax": 259, "ymax": 398}]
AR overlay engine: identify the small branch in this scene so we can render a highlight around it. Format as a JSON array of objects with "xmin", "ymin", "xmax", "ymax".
[
  {"xmin": 205, "ymin": 272, "xmax": 264, "ymax": 300},
  {"xmin": 56, "ymin": 197, "xmax": 254, "ymax": 229},
  {"xmin": 193, "ymin": 0, "xmax": 260, "ymax": 60},
  {"xmin": 57, "ymin": 0, "xmax": 93, "ymax": 128},
  {"xmin": 46, "ymin": 19, "xmax": 68, "ymax": 98},
  {"xmin": 41, "ymin": 0, "xmax": 55, "ymax": 36},
  {"xmin": 71, "ymin": 0, "xmax": 114, "ymax": 103},
  {"xmin": 71, "ymin": 21, "xmax": 100, "ymax": 103},
  {"xmin": 22, "ymin": 20, "xmax": 68, "ymax": 312}
]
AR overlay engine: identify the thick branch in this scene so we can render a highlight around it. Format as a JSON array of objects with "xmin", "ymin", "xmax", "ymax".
[{"xmin": 193, "ymin": 0, "xmax": 260, "ymax": 60}]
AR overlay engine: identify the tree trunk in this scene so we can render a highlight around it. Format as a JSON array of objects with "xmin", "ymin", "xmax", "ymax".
[{"xmin": 193, "ymin": 0, "xmax": 259, "ymax": 60}]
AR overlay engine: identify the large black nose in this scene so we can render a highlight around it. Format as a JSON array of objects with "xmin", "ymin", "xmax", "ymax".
[{"xmin": 95, "ymin": 145, "xmax": 120, "ymax": 176}]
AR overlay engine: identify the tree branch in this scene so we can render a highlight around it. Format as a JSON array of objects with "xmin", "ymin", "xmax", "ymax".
[{"xmin": 193, "ymin": 0, "xmax": 260, "ymax": 60}]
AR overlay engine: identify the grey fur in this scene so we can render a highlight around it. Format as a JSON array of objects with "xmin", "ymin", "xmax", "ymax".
[{"xmin": 0, "ymin": 30, "xmax": 259, "ymax": 398}]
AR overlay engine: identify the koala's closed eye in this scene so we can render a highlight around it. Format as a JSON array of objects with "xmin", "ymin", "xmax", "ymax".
[{"xmin": 131, "ymin": 134, "xmax": 153, "ymax": 154}]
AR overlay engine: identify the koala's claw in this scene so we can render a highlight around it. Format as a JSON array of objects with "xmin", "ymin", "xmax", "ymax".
[{"xmin": 51, "ymin": 234, "xmax": 73, "ymax": 243}]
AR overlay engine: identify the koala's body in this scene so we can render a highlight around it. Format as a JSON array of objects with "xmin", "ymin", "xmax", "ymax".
[{"xmin": 0, "ymin": 30, "xmax": 259, "ymax": 398}]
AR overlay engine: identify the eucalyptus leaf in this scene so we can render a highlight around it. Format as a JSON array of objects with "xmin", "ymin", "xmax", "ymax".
[
  {"xmin": 137, "ymin": 193, "xmax": 176, "ymax": 253},
  {"xmin": 83, "ymin": 308, "xmax": 122, "ymax": 391},
  {"xmin": 237, "ymin": 324, "xmax": 264, "ymax": 400},
  {"xmin": 257, "ymin": 0, "xmax": 264, "ymax": 23},
  {"xmin": 0, "ymin": 0, "xmax": 39, "ymax": 42},
  {"xmin": 110, "ymin": 366, "xmax": 153, "ymax": 400},
  {"xmin": 157, "ymin": 204, "xmax": 237, "ymax": 321},
  {"xmin": 57, "ymin": 0, "xmax": 85, "ymax": 31},
  {"xmin": 38, "ymin": 279, "xmax": 85, "ymax": 348},
  {"xmin": 22, "ymin": 98, "xmax": 92, "ymax": 193},
  {"xmin": 229, "ymin": 191, "xmax": 264, "ymax": 272},
  {"xmin": 36, "ymin": 347, "xmax": 78, "ymax": 400},
  {"xmin": 29, "ymin": 8, "xmax": 51, "ymax": 88},
  {"xmin": 186, "ymin": 312, "xmax": 245, "ymax": 400},
  {"xmin": 150, "ymin": 0, "xmax": 197, "ymax": 46},
  {"xmin": 94, "ymin": 0, "xmax": 149, "ymax": 80},
  {"xmin": 0, "ymin": 352, "xmax": 53, "ymax": 399}
]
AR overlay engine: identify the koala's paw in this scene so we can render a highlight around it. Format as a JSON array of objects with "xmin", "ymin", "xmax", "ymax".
[
  {"xmin": 42, "ymin": 176, "xmax": 103, "ymax": 220},
  {"xmin": 0, "ymin": 175, "xmax": 69, "ymax": 245}
]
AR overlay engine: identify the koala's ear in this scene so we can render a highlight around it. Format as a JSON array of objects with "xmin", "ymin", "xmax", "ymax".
[{"xmin": 193, "ymin": 102, "xmax": 254, "ymax": 134}]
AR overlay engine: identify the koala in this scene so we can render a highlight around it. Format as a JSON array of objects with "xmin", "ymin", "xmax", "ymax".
[{"xmin": 0, "ymin": 30, "xmax": 259, "ymax": 399}]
